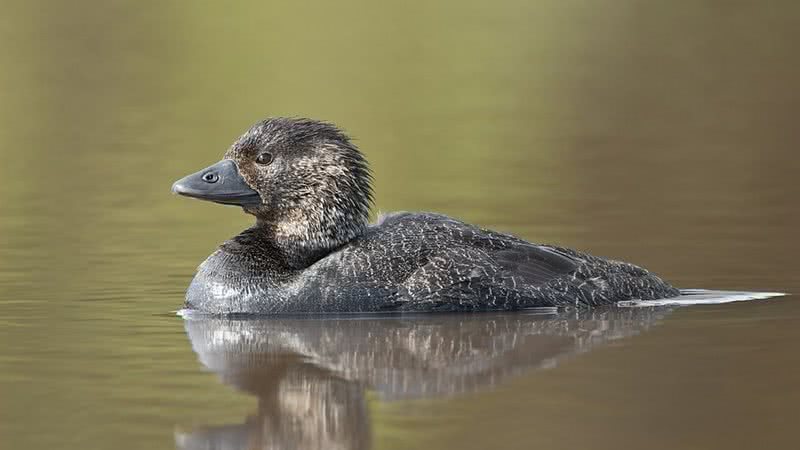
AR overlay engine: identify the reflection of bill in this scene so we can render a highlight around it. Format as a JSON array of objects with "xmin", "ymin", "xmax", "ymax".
[{"xmin": 175, "ymin": 307, "xmax": 671, "ymax": 450}]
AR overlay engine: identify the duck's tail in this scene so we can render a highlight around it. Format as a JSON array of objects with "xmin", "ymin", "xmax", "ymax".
[{"xmin": 616, "ymin": 289, "xmax": 787, "ymax": 307}]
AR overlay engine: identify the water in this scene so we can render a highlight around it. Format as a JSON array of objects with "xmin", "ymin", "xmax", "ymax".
[{"xmin": 1, "ymin": 1, "xmax": 799, "ymax": 449}]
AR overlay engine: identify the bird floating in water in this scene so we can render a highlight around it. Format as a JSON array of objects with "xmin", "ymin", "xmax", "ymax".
[{"xmin": 172, "ymin": 117, "xmax": 686, "ymax": 314}]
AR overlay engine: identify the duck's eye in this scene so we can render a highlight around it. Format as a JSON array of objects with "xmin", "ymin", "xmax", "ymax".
[{"xmin": 255, "ymin": 152, "xmax": 274, "ymax": 165}]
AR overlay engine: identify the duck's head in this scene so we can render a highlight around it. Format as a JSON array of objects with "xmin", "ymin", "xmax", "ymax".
[{"xmin": 172, "ymin": 117, "xmax": 373, "ymax": 264}]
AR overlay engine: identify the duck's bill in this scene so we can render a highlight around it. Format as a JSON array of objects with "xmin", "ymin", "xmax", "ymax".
[{"xmin": 171, "ymin": 159, "xmax": 262, "ymax": 206}]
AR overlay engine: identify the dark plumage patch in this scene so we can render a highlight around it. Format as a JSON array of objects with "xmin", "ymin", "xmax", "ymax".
[{"xmin": 492, "ymin": 246, "xmax": 578, "ymax": 286}]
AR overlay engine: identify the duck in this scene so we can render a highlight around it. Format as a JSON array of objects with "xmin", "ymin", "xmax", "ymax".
[{"xmin": 171, "ymin": 117, "xmax": 680, "ymax": 314}]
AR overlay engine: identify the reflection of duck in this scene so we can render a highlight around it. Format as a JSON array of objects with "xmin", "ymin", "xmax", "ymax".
[
  {"xmin": 172, "ymin": 117, "xmax": 681, "ymax": 314},
  {"xmin": 175, "ymin": 307, "xmax": 671, "ymax": 450}
]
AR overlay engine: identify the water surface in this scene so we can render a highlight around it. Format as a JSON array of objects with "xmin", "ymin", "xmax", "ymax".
[{"xmin": 1, "ymin": 1, "xmax": 799, "ymax": 449}]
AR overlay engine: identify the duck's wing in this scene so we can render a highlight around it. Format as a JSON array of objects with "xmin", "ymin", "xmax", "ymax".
[
  {"xmin": 491, "ymin": 244, "xmax": 579, "ymax": 286},
  {"xmin": 395, "ymin": 244, "xmax": 580, "ymax": 311}
]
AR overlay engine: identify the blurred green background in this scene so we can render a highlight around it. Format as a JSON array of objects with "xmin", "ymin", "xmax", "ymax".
[{"xmin": 0, "ymin": 1, "xmax": 798, "ymax": 449}]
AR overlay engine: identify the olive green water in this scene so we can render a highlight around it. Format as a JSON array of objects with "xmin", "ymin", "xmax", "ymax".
[{"xmin": 1, "ymin": 1, "xmax": 799, "ymax": 449}]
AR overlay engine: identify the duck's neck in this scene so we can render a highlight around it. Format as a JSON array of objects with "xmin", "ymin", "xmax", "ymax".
[{"xmin": 255, "ymin": 211, "xmax": 368, "ymax": 269}]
